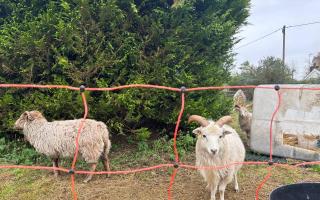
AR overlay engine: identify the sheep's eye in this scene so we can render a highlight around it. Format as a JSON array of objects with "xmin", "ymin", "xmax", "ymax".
[
  {"xmin": 202, "ymin": 135, "xmax": 207, "ymax": 138},
  {"xmin": 219, "ymin": 135, "xmax": 223, "ymax": 139}
]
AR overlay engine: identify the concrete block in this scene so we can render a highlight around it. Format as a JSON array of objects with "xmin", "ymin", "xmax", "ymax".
[{"xmin": 250, "ymin": 84, "xmax": 320, "ymax": 161}]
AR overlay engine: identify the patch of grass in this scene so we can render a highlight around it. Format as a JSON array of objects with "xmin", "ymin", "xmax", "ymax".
[
  {"xmin": 0, "ymin": 169, "xmax": 52, "ymax": 200},
  {"xmin": 0, "ymin": 138, "xmax": 50, "ymax": 165},
  {"xmin": 109, "ymin": 134, "xmax": 196, "ymax": 170},
  {"xmin": 311, "ymin": 165, "xmax": 320, "ymax": 172}
]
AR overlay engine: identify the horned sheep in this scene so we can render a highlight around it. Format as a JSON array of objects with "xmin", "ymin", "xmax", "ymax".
[
  {"xmin": 14, "ymin": 111, "xmax": 111, "ymax": 183},
  {"xmin": 188, "ymin": 115, "xmax": 245, "ymax": 200}
]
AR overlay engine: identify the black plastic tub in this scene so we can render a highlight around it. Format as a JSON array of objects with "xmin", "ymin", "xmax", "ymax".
[{"xmin": 270, "ymin": 183, "xmax": 320, "ymax": 200}]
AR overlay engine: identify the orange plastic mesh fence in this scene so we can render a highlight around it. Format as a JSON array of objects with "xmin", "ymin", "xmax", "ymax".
[{"xmin": 1, "ymin": 83, "xmax": 320, "ymax": 200}]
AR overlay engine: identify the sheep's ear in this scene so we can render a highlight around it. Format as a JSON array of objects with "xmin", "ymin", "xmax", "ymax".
[
  {"xmin": 234, "ymin": 104, "xmax": 240, "ymax": 110},
  {"xmin": 246, "ymin": 103, "xmax": 253, "ymax": 109},
  {"xmin": 24, "ymin": 111, "xmax": 36, "ymax": 121},
  {"xmin": 222, "ymin": 129, "xmax": 232, "ymax": 136},
  {"xmin": 22, "ymin": 111, "xmax": 31, "ymax": 120},
  {"xmin": 192, "ymin": 128, "xmax": 202, "ymax": 135}
]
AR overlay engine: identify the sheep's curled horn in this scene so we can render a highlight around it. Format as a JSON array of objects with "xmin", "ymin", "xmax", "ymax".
[
  {"xmin": 188, "ymin": 115, "xmax": 209, "ymax": 127},
  {"xmin": 216, "ymin": 116, "xmax": 232, "ymax": 127},
  {"xmin": 188, "ymin": 115, "xmax": 232, "ymax": 127}
]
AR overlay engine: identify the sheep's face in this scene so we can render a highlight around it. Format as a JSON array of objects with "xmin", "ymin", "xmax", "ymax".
[
  {"xmin": 193, "ymin": 124, "xmax": 231, "ymax": 156},
  {"xmin": 234, "ymin": 104, "xmax": 251, "ymax": 117},
  {"xmin": 14, "ymin": 111, "xmax": 44, "ymax": 130}
]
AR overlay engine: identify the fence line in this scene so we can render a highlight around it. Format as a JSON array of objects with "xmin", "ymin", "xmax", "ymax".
[
  {"xmin": 0, "ymin": 83, "xmax": 320, "ymax": 200},
  {"xmin": 269, "ymin": 90, "xmax": 281, "ymax": 162},
  {"xmin": 3, "ymin": 83, "xmax": 320, "ymax": 92},
  {"xmin": 255, "ymin": 167, "xmax": 273, "ymax": 200}
]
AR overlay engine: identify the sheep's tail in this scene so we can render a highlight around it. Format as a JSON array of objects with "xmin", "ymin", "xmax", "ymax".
[{"xmin": 97, "ymin": 122, "xmax": 111, "ymax": 160}]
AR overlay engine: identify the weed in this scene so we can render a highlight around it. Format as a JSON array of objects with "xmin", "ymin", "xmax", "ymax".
[
  {"xmin": 311, "ymin": 165, "xmax": 320, "ymax": 172},
  {"xmin": 134, "ymin": 127, "xmax": 151, "ymax": 142}
]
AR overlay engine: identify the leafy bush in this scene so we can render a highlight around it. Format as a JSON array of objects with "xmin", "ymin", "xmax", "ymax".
[{"xmin": 0, "ymin": 0, "xmax": 249, "ymax": 140}]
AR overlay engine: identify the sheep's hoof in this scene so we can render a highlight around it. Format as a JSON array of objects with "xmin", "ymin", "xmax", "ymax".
[
  {"xmin": 54, "ymin": 173, "xmax": 59, "ymax": 178},
  {"xmin": 106, "ymin": 174, "xmax": 111, "ymax": 178},
  {"xmin": 83, "ymin": 179, "xmax": 89, "ymax": 183},
  {"xmin": 205, "ymin": 184, "xmax": 211, "ymax": 191},
  {"xmin": 235, "ymin": 188, "xmax": 239, "ymax": 193},
  {"xmin": 83, "ymin": 178, "xmax": 91, "ymax": 183}
]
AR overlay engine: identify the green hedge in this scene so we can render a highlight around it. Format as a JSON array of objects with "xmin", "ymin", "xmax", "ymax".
[{"xmin": 0, "ymin": 0, "xmax": 249, "ymax": 138}]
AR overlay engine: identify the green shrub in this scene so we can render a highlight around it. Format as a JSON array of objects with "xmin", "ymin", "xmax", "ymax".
[
  {"xmin": 0, "ymin": 0, "xmax": 249, "ymax": 140},
  {"xmin": 134, "ymin": 127, "xmax": 152, "ymax": 142}
]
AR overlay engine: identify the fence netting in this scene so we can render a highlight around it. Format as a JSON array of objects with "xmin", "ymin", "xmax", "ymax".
[{"xmin": 0, "ymin": 83, "xmax": 320, "ymax": 200}]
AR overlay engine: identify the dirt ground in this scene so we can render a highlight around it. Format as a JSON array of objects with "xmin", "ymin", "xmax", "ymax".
[{"xmin": 1, "ymin": 162, "xmax": 319, "ymax": 200}]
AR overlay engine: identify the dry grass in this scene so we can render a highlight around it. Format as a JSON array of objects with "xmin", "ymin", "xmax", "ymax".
[{"xmin": 1, "ymin": 163, "xmax": 320, "ymax": 200}]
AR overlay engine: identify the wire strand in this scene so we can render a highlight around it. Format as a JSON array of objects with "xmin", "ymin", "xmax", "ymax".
[
  {"xmin": 235, "ymin": 20, "xmax": 320, "ymax": 50},
  {"xmin": 234, "ymin": 28, "xmax": 281, "ymax": 50},
  {"xmin": 287, "ymin": 21, "xmax": 320, "ymax": 29}
]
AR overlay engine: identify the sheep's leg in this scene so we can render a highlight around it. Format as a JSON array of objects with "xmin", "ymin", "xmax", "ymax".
[
  {"xmin": 102, "ymin": 157, "xmax": 111, "ymax": 178},
  {"xmin": 218, "ymin": 175, "xmax": 233, "ymax": 200},
  {"xmin": 246, "ymin": 131, "xmax": 251, "ymax": 148},
  {"xmin": 234, "ymin": 173, "xmax": 239, "ymax": 192},
  {"xmin": 218, "ymin": 183, "xmax": 226, "ymax": 200},
  {"xmin": 52, "ymin": 158, "xmax": 60, "ymax": 177},
  {"xmin": 102, "ymin": 139, "xmax": 111, "ymax": 178},
  {"xmin": 210, "ymin": 183, "xmax": 218, "ymax": 200},
  {"xmin": 83, "ymin": 163, "xmax": 97, "ymax": 183},
  {"xmin": 206, "ymin": 183, "xmax": 212, "ymax": 191}
]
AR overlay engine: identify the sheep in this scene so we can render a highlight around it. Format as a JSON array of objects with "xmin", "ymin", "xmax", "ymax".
[
  {"xmin": 234, "ymin": 104, "xmax": 252, "ymax": 147},
  {"xmin": 188, "ymin": 115, "xmax": 245, "ymax": 200},
  {"xmin": 13, "ymin": 111, "xmax": 111, "ymax": 183},
  {"xmin": 233, "ymin": 89, "xmax": 252, "ymax": 147}
]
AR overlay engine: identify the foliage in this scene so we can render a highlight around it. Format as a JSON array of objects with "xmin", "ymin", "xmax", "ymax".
[
  {"xmin": 0, "ymin": 132, "xmax": 196, "ymax": 167},
  {"xmin": 134, "ymin": 127, "xmax": 152, "ymax": 142},
  {"xmin": 0, "ymin": 138, "xmax": 50, "ymax": 165},
  {"xmin": 230, "ymin": 56, "xmax": 296, "ymax": 99},
  {"xmin": 114, "ymin": 133, "xmax": 197, "ymax": 167},
  {"xmin": 299, "ymin": 78, "xmax": 320, "ymax": 84},
  {"xmin": 231, "ymin": 56, "xmax": 295, "ymax": 85},
  {"xmin": 311, "ymin": 165, "xmax": 320, "ymax": 173},
  {"xmin": 0, "ymin": 0, "xmax": 250, "ymax": 139}
]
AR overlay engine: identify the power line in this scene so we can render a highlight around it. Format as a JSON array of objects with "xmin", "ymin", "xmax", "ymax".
[
  {"xmin": 234, "ymin": 28, "xmax": 281, "ymax": 50},
  {"xmin": 287, "ymin": 21, "xmax": 320, "ymax": 29},
  {"xmin": 235, "ymin": 20, "xmax": 320, "ymax": 50}
]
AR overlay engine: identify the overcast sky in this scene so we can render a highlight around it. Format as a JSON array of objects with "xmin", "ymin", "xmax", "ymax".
[{"xmin": 233, "ymin": 0, "xmax": 320, "ymax": 80}]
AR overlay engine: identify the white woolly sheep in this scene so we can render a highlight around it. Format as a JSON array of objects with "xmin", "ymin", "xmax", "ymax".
[
  {"xmin": 188, "ymin": 115, "xmax": 245, "ymax": 200},
  {"xmin": 14, "ymin": 111, "xmax": 111, "ymax": 183}
]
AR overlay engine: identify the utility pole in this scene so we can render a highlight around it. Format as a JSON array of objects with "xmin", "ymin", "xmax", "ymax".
[
  {"xmin": 308, "ymin": 53, "xmax": 313, "ymax": 67},
  {"xmin": 282, "ymin": 25, "xmax": 286, "ymax": 67}
]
